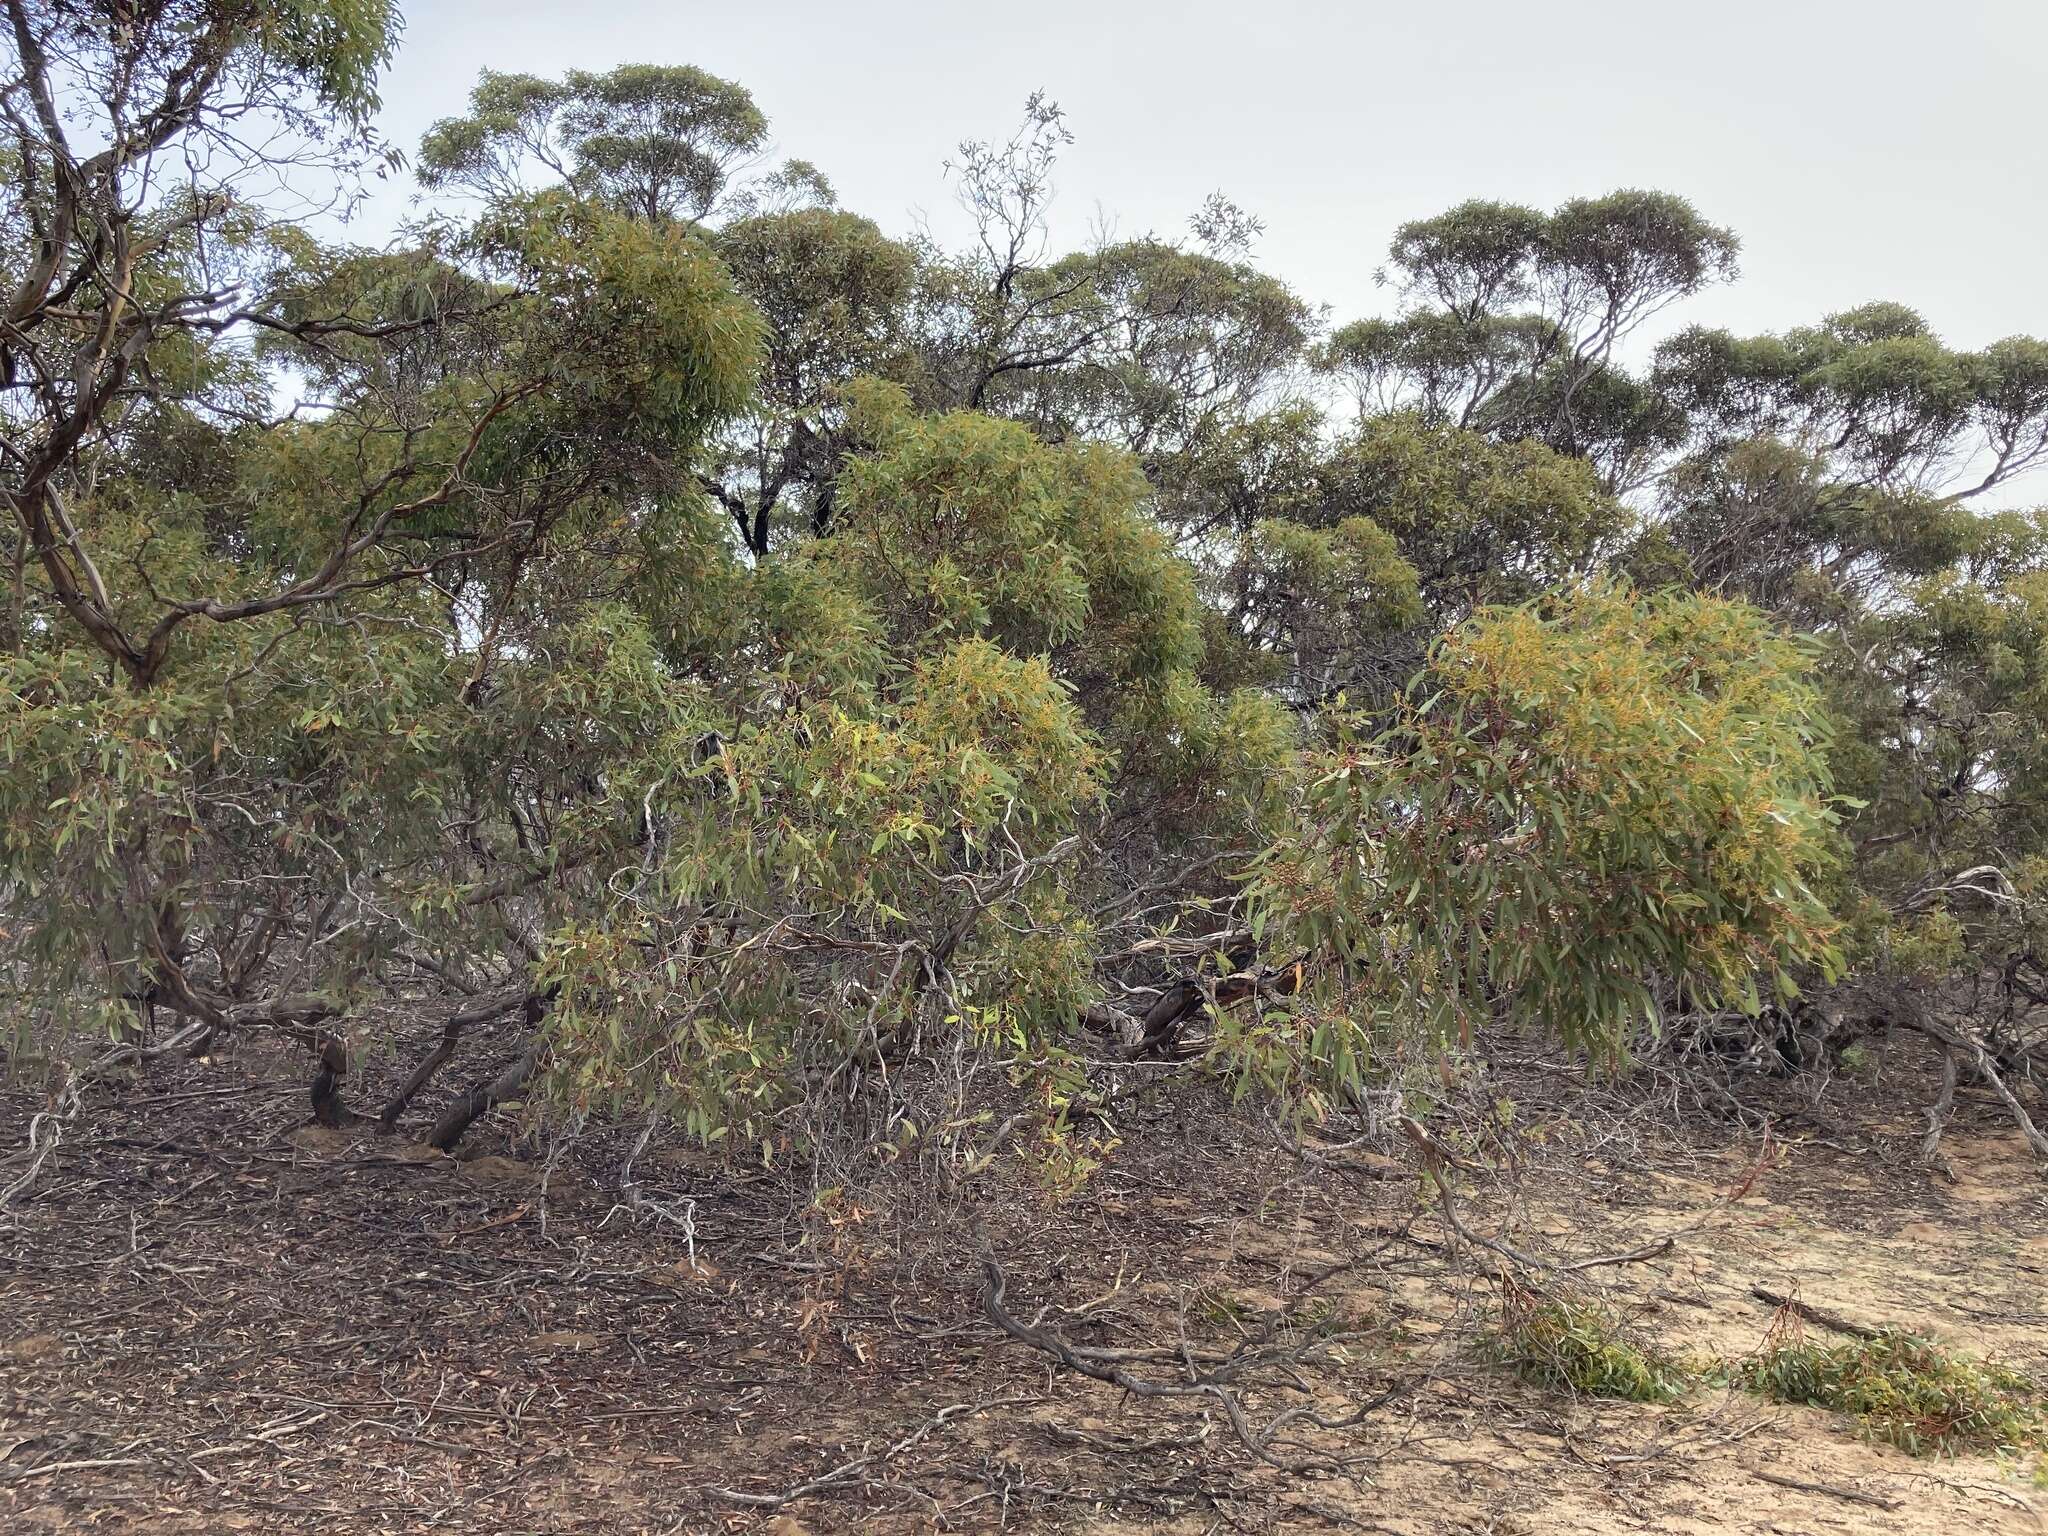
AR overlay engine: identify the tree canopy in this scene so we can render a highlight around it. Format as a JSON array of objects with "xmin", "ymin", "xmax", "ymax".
[{"xmin": 5, "ymin": 5, "xmax": 2045, "ymax": 1173}]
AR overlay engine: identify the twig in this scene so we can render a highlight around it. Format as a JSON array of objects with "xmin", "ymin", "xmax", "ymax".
[
  {"xmin": 604, "ymin": 1107, "xmax": 697, "ymax": 1264},
  {"xmin": 1750, "ymin": 1467, "xmax": 1900, "ymax": 1510},
  {"xmin": 0, "ymin": 1071, "xmax": 80, "ymax": 1213},
  {"xmin": 1559, "ymin": 1236, "xmax": 1677, "ymax": 1273},
  {"xmin": 698, "ymin": 1396, "xmax": 1032, "ymax": 1509},
  {"xmin": 1399, "ymin": 1118, "xmax": 1546, "ymax": 1275},
  {"xmin": 1920, "ymin": 1050, "xmax": 1959, "ymax": 1177},
  {"xmin": 1398, "ymin": 1119, "xmax": 1683, "ymax": 1278},
  {"xmin": 982, "ymin": 1256, "xmax": 1387, "ymax": 1472},
  {"xmin": 1750, "ymin": 1286, "xmax": 1882, "ymax": 1341},
  {"xmin": 0, "ymin": 1456, "xmax": 147, "ymax": 1483}
]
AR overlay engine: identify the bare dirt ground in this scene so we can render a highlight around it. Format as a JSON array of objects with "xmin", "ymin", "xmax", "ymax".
[{"xmin": 3, "ymin": 1031, "xmax": 2045, "ymax": 1535}]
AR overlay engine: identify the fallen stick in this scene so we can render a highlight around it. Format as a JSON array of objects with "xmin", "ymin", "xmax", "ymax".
[
  {"xmin": 1750, "ymin": 1286, "xmax": 1882, "ymax": 1341},
  {"xmin": 1561, "ymin": 1236, "xmax": 1677, "ymax": 1273},
  {"xmin": 0, "ymin": 1457, "xmax": 147, "ymax": 1483},
  {"xmin": 1400, "ymin": 1118, "xmax": 1682, "ymax": 1277},
  {"xmin": 699, "ymin": 1396, "xmax": 1032, "ymax": 1510},
  {"xmin": 982, "ymin": 1256, "xmax": 1389, "ymax": 1473},
  {"xmin": 1751, "ymin": 1467, "xmax": 1900, "ymax": 1510}
]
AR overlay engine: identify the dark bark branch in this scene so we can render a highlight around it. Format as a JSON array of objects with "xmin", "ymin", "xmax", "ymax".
[
  {"xmin": 380, "ymin": 987, "xmax": 528, "ymax": 1127},
  {"xmin": 426, "ymin": 992, "xmax": 553, "ymax": 1151}
]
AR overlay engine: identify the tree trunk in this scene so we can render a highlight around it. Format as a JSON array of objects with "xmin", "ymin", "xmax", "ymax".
[
  {"xmin": 310, "ymin": 1037, "xmax": 356, "ymax": 1127},
  {"xmin": 379, "ymin": 984, "xmax": 532, "ymax": 1128},
  {"xmin": 427, "ymin": 1039, "xmax": 541, "ymax": 1151},
  {"xmin": 381, "ymin": 1018, "xmax": 463, "ymax": 1128},
  {"xmin": 426, "ymin": 991, "xmax": 551, "ymax": 1151}
]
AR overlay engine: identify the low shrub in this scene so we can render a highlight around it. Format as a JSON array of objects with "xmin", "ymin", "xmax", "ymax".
[
  {"xmin": 1482, "ymin": 1288, "xmax": 1689, "ymax": 1404},
  {"xmin": 1734, "ymin": 1321, "xmax": 2046, "ymax": 1457}
]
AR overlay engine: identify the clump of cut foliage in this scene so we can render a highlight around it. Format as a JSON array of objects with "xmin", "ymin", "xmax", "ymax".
[
  {"xmin": 1734, "ymin": 1321, "xmax": 2048, "ymax": 1457},
  {"xmin": 1481, "ymin": 1286, "xmax": 1690, "ymax": 1404}
]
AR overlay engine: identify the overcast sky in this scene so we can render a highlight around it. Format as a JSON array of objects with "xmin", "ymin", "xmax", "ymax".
[{"xmin": 364, "ymin": 0, "xmax": 2045, "ymax": 352}]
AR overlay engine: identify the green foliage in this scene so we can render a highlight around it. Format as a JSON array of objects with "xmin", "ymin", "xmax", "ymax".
[
  {"xmin": 472, "ymin": 190, "xmax": 763, "ymax": 451},
  {"xmin": 830, "ymin": 379, "xmax": 1204, "ymax": 691},
  {"xmin": 248, "ymin": 0, "xmax": 402, "ymax": 125},
  {"xmin": 1228, "ymin": 515, "xmax": 1422, "ymax": 698},
  {"xmin": 1817, "ymin": 510, "xmax": 2048, "ymax": 994},
  {"xmin": 711, "ymin": 208, "xmax": 922, "ymax": 547},
  {"xmin": 1328, "ymin": 413, "xmax": 1630, "ymax": 611},
  {"xmin": 496, "ymin": 380, "xmax": 1228, "ymax": 1137},
  {"xmin": 7, "ymin": 18, "xmax": 2046, "ymax": 1167},
  {"xmin": 1253, "ymin": 583, "xmax": 1843, "ymax": 1073},
  {"xmin": 1002, "ymin": 238, "xmax": 1315, "ymax": 459},
  {"xmin": 420, "ymin": 64, "xmax": 778, "ymax": 225},
  {"xmin": 1324, "ymin": 191, "xmax": 1737, "ymax": 489},
  {"xmin": 1483, "ymin": 1291, "xmax": 1689, "ymax": 1404},
  {"xmin": 1656, "ymin": 306, "xmax": 2048, "ymax": 494},
  {"xmin": 1735, "ymin": 1326, "xmax": 2047, "ymax": 1457}
]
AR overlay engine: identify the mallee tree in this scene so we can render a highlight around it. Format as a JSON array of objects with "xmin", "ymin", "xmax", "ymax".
[{"xmin": 4, "ymin": 1, "xmax": 2045, "ymax": 1176}]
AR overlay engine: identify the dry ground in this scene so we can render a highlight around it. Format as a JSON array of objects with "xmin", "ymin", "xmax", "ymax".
[{"xmin": 3, "ymin": 1031, "xmax": 2045, "ymax": 1535}]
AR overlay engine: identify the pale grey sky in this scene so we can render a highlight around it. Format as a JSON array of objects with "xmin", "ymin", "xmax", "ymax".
[{"xmin": 367, "ymin": 0, "xmax": 2046, "ymax": 352}]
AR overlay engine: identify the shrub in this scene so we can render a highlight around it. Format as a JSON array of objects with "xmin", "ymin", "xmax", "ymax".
[
  {"xmin": 1735, "ymin": 1323, "xmax": 2047, "ymax": 1457},
  {"xmin": 1482, "ymin": 1288, "xmax": 1689, "ymax": 1403},
  {"xmin": 1251, "ymin": 582, "xmax": 1845, "ymax": 1084}
]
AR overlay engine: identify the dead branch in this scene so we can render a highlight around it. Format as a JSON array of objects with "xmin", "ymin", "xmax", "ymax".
[
  {"xmin": 1919, "ymin": 1049, "xmax": 1959, "ymax": 1175},
  {"xmin": 698, "ymin": 1396, "xmax": 1034, "ymax": 1510},
  {"xmin": 1899, "ymin": 1015, "xmax": 2048, "ymax": 1163},
  {"xmin": 1750, "ymin": 1467, "xmax": 1901, "ymax": 1511},
  {"xmin": 981, "ymin": 1255, "xmax": 1389, "ymax": 1473},
  {"xmin": 0, "ymin": 1069, "xmax": 79, "ymax": 1213},
  {"xmin": 605, "ymin": 1106, "xmax": 699, "ymax": 1263},
  {"xmin": 1749, "ymin": 1286, "xmax": 1882, "ymax": 1341},
  {"xmin": 379, "ymin": 986, "xmax": 528, "ymax": 1128},
  {"xmin": 1399, "ymin": 1118, "xmax": 1683, "ymax": 1279},
  {"xmin": 1559, "ymin": 1236, "xmax": 1677, "ymax": 1274}
]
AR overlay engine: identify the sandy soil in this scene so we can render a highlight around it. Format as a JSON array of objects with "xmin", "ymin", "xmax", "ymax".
[{"xmin": 2, "ymin": 1034, "xmax": 2043, "ymax": 1534}]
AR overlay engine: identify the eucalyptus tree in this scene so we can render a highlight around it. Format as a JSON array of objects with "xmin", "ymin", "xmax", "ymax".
[
  {"xmin": 420, "ymin": 66, "xmax": 930, "ymax": 557},
  {"xmin": 0, "ymin": 4, "xmax": 768, "ymax": 1143},
  {"xmin": 1654, "ymin": 304, "xmax": 2048, "ymax": 498},
  {"xmin": 1320, "ymin": 192, "xmax": 1737, "ymax": 491},
  {"xmin": 416, "ymin": 63, "xmax": 831, "ymax": 229},
  {"xmin": 1638, "ymin": 304, "xmax": 2048, "ymax": 1143},
  {"xmin": 1249, "ymin": 583, "xmax": 1845, "ymax": 1103},
  {"xmin": 5, "ymin": 20, "xmax": 2026, "ymax": 1176},
  {"xmin": 703, "ymin": 208, "xmax": 922, "ymax": 553}
]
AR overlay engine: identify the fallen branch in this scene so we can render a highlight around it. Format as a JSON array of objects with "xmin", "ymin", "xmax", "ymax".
[
  {"xmin": 1960, "ymin": 1038, "xmax": 2048, "ymax": 1161},
  {"xmin": 698, "ymin": 1396, "xmax": 1033, "ymax": 1510},
  {"xmin": 981, "ymin": 1255, "xmax": 1388, "ymax": 1472},
  {"xmin": 1919, "ymin": 1050, "xmax": 1958, "ymax": 1176},
  {"xmin": 1400, "ymin": 1119, "xmax": 1685, "ymax": 1280},
  {"xmin": 1750, "ymin": 1467, "xmax": 1900, "ymax": 1511},
  {"xmin": 1749, "ymin": 1286, "xmax": 1882, "ymax": 1341},
  {"xmin": 0, "ymin": 1456, "xmax": 148, "ymax": 1483},
  {"xmin": 0, "ymin": 1071, "xmax": 80, "ymax": 1214},
  {"xmin": 1898, "ymin": 1015, "xmax": 2048, "ymax": 1164},
  {"xmin": 1559, "ymin": 1236, "xmax": 1677, "ymax": 1274},
  {"xmin": 381, "ymin": 987, "xmax": 528, "ymax": 1127},
  {"xmin": 1398, "ymin": 1118, "xmax": 1549, "ymax": 1277},
  {"xmin": 605, "ymin": 1106, "xmax": 698, "ymax": 1264},
  {"xmin": 79, "ymin": 1020, "xmax": 212, "ymax": 1082}
]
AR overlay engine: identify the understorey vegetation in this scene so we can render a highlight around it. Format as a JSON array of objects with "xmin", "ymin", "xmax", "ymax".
[
  {"xmin": 1734, "ymin": 1318, "xmax": 2048, "ymax": 1460},
  {"xmin": 2, "ymin": 3, "xmax": 2045, "ymax": 1233},
  {"xmin": 1476, "ymin": 1284, "xmax": 2045, "ymax": 1462}
]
